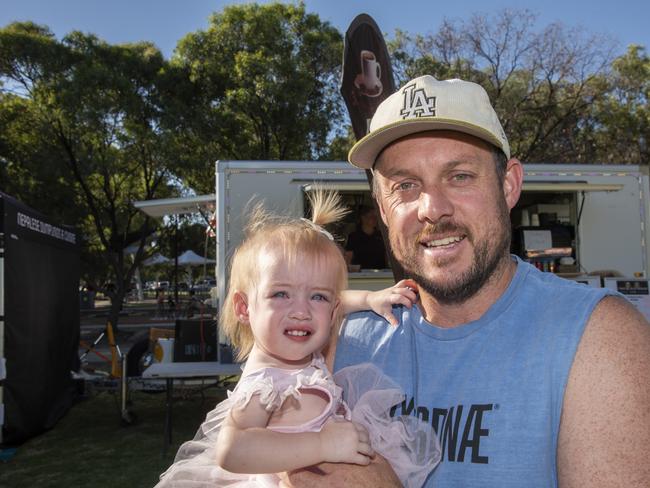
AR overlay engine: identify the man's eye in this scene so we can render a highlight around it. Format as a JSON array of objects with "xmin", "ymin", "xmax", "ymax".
[
  {"xmin": 397, "ymin": 182, "xmax": 415, "ymax": 191},
  {"xmin": 452, "ymin": 173, "xmax": 472, "ymax": 182}
]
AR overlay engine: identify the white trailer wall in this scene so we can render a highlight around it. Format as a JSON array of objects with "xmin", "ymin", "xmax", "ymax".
[
  {"xmin": 215, "ymin": 161, "xmax": 650, "ymax": 311},
  {"xmin": 215, "ymin": 161, "xmax": 371, "ymax": 308},
  {"xmin": 524, "ymin": 164, "xmax": 649, "ymax": 278}
]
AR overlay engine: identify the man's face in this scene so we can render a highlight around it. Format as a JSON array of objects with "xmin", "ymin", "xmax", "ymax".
[{"xmin": 373, "ymin": 131, "xmax": 521, "ymax": 304}]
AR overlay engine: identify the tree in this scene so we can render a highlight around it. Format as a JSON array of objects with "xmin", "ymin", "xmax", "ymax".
[
  {"xmin": 582, "ymin": 45, "xmax": 650, "ymax": 164},
  {"xmin": 169, "ymin": 1, "xmax": 344, "ymax": 193},
  {"xmin": 0, "ymin": 22, "xmax": 181, "ymax": 330},
  {"xmin": 387, "ymin": 9, "xmax": 617, "ymax": 163}
]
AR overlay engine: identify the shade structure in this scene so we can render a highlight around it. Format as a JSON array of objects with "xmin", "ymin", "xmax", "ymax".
[
  {"xmin": 142, "ymin": 253, "xmax": 172, "ymax": 266},
  {"xmin": 177, "ymin": 250, "xmax": 215, "ymax": 266},
  {"xmin": 133, "ymin": 194, "xmax": 215, "ymax": 218}
]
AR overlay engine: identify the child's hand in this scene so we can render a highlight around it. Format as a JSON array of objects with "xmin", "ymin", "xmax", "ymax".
[
  {"xmin": 367, "ymin": 279, "xmax": 419, "ymax": 326},
  {"xmin": 319, "ymin": 418, "xmax": 374, "ymax": 465}
]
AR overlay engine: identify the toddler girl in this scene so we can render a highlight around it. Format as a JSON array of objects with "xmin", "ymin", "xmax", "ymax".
[{"xmin": 156, "ymin": 191, "xmax": 439, "ymax": 487}]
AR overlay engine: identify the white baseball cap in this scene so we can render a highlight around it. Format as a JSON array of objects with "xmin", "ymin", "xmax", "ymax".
[{"xmin": 348, "ymin": 75, "xmax": 510, "ymax": 169}]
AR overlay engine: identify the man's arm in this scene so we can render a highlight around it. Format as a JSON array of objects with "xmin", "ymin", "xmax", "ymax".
[
  {"xmin": 558, "ymin": 295, "xmax": 650, "ymax": 487},
  {"xmin": 281, "ymin": 456, "xmax": 402, "ymax": 488}
]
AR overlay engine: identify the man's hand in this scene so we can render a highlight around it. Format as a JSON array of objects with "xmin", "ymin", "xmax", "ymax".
[{"xmin": 279, "ymin": 454, "xmax": 402, "ymax": 488}]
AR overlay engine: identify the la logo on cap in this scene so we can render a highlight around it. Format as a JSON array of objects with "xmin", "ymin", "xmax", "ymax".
[{"xmin": 400, "ymin": 82, "xmax": 436, "ymax": 119}]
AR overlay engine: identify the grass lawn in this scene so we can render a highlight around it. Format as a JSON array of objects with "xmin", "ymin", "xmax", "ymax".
[{"xmin": 0, "ymin": 387, "xmax": 227, "ymax": 487}]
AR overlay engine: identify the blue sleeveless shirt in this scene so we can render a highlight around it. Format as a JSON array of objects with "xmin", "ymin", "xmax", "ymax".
[{"xmin": 334, "ymin": 258, "xmax": 612, "ymax": 487}]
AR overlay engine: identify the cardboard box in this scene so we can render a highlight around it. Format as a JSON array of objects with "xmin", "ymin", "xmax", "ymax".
[{"xmin": 527, "ymin": 204, "xmax": 571, "ymax": 224}]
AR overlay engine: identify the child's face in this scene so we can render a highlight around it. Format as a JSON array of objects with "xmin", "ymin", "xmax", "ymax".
[{"xmin": 239, "ymin": 249, "xmax": 340, "ymax": 367}]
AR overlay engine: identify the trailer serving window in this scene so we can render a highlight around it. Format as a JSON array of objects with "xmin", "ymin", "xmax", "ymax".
[
  {"xmin": 301, "ymin": 181, "xmax": 376, "ymax": 240},
  {"xmin": 301, "ymin": 181, "xmax": 388, "ymax": 264},
  {"xmin": 303, "ymin": 178, "xmax": 625, "ymax": 276},
  {"xmin": 512, "ymin": 181, "xmax": 624, "ymax": 275}
]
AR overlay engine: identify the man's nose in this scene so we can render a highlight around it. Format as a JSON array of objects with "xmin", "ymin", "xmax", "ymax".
[{"xmin": 417, "ymin": 189, "xmax": 454, "ymax": 224}]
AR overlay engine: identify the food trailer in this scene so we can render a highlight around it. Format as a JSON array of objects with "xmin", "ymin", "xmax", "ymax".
[{"xmin": 214, "ymin": 161, "xmax": 650, "ymax": 317}]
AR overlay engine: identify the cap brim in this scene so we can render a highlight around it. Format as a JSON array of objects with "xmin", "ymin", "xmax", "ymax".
[{"xmin": 348, "ymin": 117, "xmax": 508, "ymax": 169}]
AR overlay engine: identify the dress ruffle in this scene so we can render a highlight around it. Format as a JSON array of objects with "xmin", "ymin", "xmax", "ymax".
[
  {"xmin": 228, "ymin": 359, "xmax": 340, "ymax": 415},
  {"xmin": 155, "ymin": 356, "xmax": 439, "ymax": 487},
  {"xmin": 335, "ymin": 363, "xmax": 441, "ymax": 488}
]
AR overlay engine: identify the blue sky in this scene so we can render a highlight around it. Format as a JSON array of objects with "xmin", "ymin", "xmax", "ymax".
[{"xmin": 1, "ymin": 0, "xmax": 648, "ymax": 59}]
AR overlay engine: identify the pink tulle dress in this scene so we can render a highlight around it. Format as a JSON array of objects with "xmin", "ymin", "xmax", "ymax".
[{"xmin": 155, "ymin": 354, "xmax": 440, "ymax": 487}]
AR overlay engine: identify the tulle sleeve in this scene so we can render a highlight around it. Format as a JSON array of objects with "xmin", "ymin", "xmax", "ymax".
[
  {"xmin": 334, "ymin": 363, "xmax": 441, "ymax": 488},
  {"xmin": 230, "ymin": 372, "xmax": 279, "ymax": 412},
  {"xmin": 155, "ymin": 371, "xmax": 285, "ymax": 488}
]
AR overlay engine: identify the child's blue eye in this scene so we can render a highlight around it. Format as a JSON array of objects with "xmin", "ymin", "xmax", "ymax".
[
  {"xmin": 311, "ymin": 293, "xmax": 329, "ymax": 302},
  {"xmin": 272, "ymin": 291, "xmax": 288, "ymax": 298}
]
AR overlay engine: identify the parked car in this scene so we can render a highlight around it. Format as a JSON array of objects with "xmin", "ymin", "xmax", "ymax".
[{"xmin": 195, "ymin": 279, "xmax": 216, "ymax": 292}]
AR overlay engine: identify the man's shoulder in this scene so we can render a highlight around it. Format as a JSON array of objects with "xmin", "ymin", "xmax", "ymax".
[
  {"xmin": 335, "ymin": 309, "xmax": 405, "ymax": 371},
  {"xmin": 346, "ymin": 308, "xmax": 388, "ymax": 322},
  {"xmin": 518, "ymin": 262, "xmax": 612, "ymax": 304},
  {"xmin": 346, "ymin": 304, "xmax": 419, "ymax": 326},
  {"xmin": 340, "ymin": 306, "xmax": 418, "ymax": 349},
  {"xmin": 558, "ymin": 294, "xmax": 650, "ymax": 484},
  {"xmin": 339, "ymin": 307, "xmax": 412, "ymax": 348},
  {"xmin": 343, "ymin": 309, "xmax": 393, "ymax": 335}
]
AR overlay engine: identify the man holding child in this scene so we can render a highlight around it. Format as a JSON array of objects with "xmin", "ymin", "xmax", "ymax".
[{"xmin": 287, "ymin": 75, "xmax": 650, "ymax": 486}]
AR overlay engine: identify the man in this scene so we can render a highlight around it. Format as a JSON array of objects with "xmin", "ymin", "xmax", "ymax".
[
  {"xmin": 344, "ymin": 205, "xmax": 387, "ymax": 270},
  {"xmin": 288, "ymin": 75, "xmax": 650, "ymax": 486}
]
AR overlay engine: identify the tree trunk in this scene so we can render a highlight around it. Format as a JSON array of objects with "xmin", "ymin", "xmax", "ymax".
[{"xmin": 108, "ymin": 290, "xmax": 124, "ymax": 335}]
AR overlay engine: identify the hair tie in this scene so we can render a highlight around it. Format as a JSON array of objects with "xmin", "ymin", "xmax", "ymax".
[{"xmin": 300, "ymin": 218, "xmax": 334, "ymax": 241}]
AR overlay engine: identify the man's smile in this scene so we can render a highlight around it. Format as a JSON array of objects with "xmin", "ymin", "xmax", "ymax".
[{"xmin": 421, "ymin": 235, "xmax": 466, "ymax": 248}]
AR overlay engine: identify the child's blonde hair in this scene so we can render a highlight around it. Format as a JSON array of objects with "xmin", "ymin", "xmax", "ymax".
[{"xmin": 221, "ymin": 190, "xmax": 349, "ymax": 361}]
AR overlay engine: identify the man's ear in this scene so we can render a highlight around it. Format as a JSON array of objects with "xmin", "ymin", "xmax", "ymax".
[
  {"xmin": 370, "ymin": 171, "xmax": 390, "ymax": 227},
  {"xmin": 503, "ymin": 158, "xmax": 523, "ymax": 210},
  {"xmin": 377, "ymin": 200, "xmax": 389, "ymax": 227},
  {"xmin": 233, "ymin": 291, "xmax": 250, "ymax": 324},
  {"xmin": 372, "ymin": 191, "xmax": 389, "ymax": 228}
]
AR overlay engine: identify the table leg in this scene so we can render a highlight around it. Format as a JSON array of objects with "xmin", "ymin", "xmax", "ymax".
[{"xmin": 163, "ymin": 378, "xmax": 173, "ymax": 455}]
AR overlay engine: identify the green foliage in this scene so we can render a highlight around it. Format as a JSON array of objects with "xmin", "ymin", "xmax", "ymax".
[
  {"xmin": 323, "ymin": 125, "xmax": 356, "ymax": 161},
  {"xmin": 385, "ymin": 9, "xmax": 650, "ymax": 164},
  {"xmin": 0, "ymin": 22, "xmax": 181, "ymax": 326},
  {"xmin": 0, "ymin": 5, "xmax": 344, "ymax": 325},
  {"xmin": 583, "ymin": 45, "xmax": 650, "ymax": 163},
  {"xmin": 170, "ymin": 1, "xmax": 343, "ymax": 192},
  {"xmin": 2, "ymin": 5, "xmax": 649, "ymax": 328}
]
